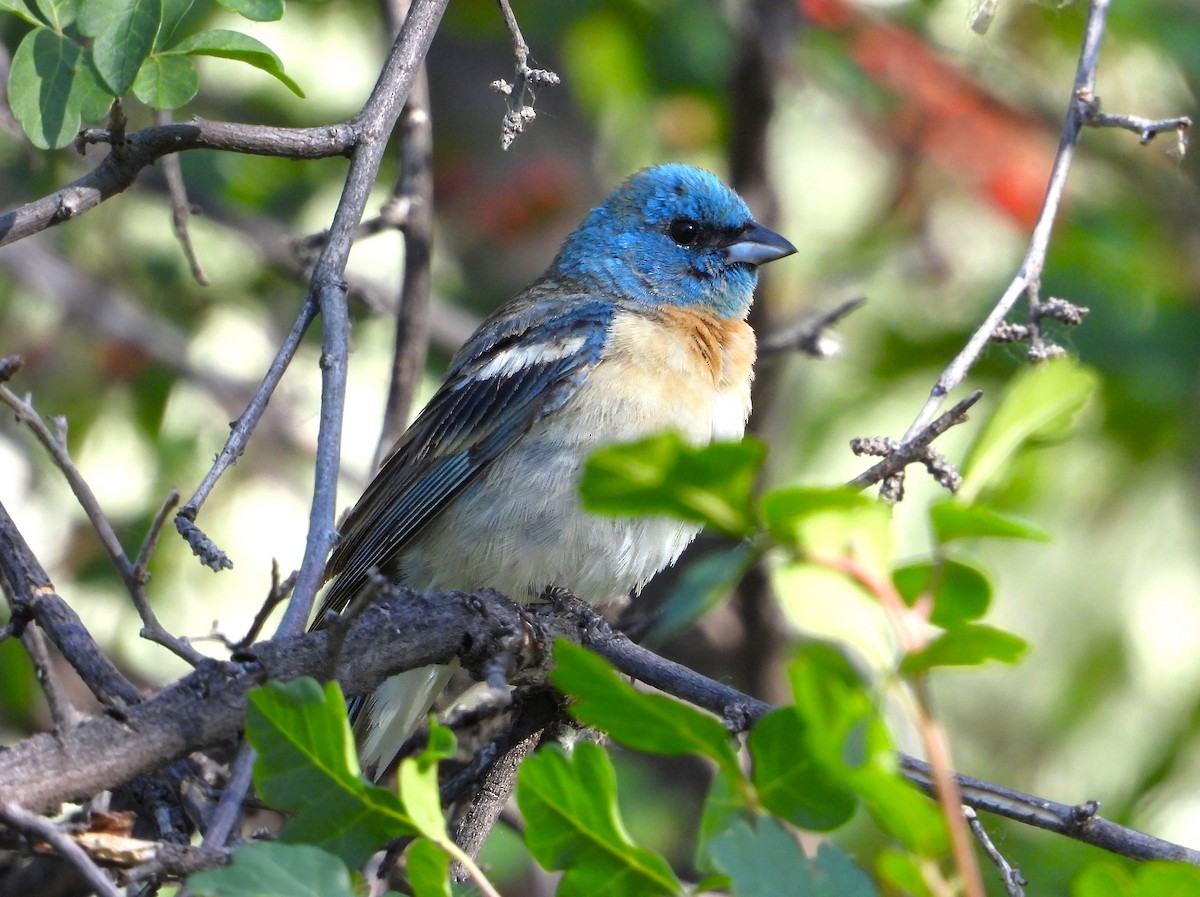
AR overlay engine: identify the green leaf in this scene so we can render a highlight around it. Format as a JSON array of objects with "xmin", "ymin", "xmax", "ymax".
[
  {"xmin": 875, "ymin": 849, "xmax": 937, "ymax": 897},
  {"xmin": 0, "ymin": 0, "xmax": 46, "ymax": 27},
  {"xmin": 245, "ymin": 678, "xmax": 417, "ymax": 869},
  {"xmin": 167, "ymin": 28, "xmax": 304, "ymax": 97},
  {"xmin": 892, "ymin": 560, "xmax": 992, "ymax": 628},
  {"xmin": 78, "ymin": 0, "xmax": 161, "ymax": 95},
  {"xmin": 960, "ymin": 359, "xmax": 1099, "ymax": 502},
  {"xmin": 8, "ymin": 27, "xmax": 110, "ymax": 148},
  {"xmin": 551, "ymin": 640, "xmax": 740, "ymax": 774},
  {"xmin": 30, "ymin": 0, "xmax": 76, "ymax": 29},
  {"xmin": 851, "ymin": 762, "xmax": 948, "ymax": 855},
  {"xmin": 517, "ymin": 741, "xmax": 685, "ymax": 897},
  {"xmin": 131, "ymin": 52, "xmax": 198, "ymax": 109},
  {"xmin": 407, "ymin": 839, "xmax": 452, "ymax": 897},
  {"xmin": 709, "ymin": 817, "xmax": 877, "ymax": 897},
  {"xmin": 1072, "ymin": 859, "xmax": 1200, "ymax": 897},
  {"xmin": 649, "ymin": 541, "xmax": 755, "ymax": 642},
  {"xmin": 396, "ymin": 721, "xmax": 457, "ymax": 844},
  {"xmin": 900, "ymin": 624, "xmax": 1029, "ymax": 676},
  {"xmin": 581, "ymin": 432, "xmax": 766, "ymax": 537},
  {"xmin": 188, "ymin": 842, "xmax": 357, "ymax": 897},
  {"xmin": 748, "ymin": 707, "xmax": 856, "ymax": 831},
  {"xmin": 216, "ymin": 0, "xmax": 283, "ymax": 21},
  {"xmin": 760, "ymin": 487, "xmax": 892, "ymax": 577},
  {"xmin": 158, "ymin": 0, "xmax": 195, "ymax": 47},
  {"xmin": 929, "ymin": 500, "xmax": 1051, "ymax": 544},
  {"xmin": 695, "ymin": 766, "xmax": 749, "ymax": 872}
]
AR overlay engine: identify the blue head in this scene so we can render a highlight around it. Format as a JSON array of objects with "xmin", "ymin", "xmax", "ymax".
[{"xmin": 548, "ymin": 164, "xmax": 796, "ymax": 319}]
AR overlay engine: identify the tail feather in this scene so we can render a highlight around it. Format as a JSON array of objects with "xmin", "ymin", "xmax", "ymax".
[{"xmin": 354, "ymin": 662, "xmax": 457, "ymax": 781}]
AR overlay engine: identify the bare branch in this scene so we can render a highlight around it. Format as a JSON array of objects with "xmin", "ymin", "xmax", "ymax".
[
  {"xmin": 490, "ymin": 0, "xmax": 561, "ymax": 150},
  {"xmin": 848, "ymin": 390, "xmax": 983, "ymax": 498},
  {"xmin": 155, "ymin": 110, "xmax": 209, "ymax": 285},
  {"xmin": 966, "ymin": 807, "xmax": 1027, "ymax": 897},
  {"xmin": 1, "ymin": 119, "xmax": 356, "ymax": 246},
  {"xmin": 0, "ymin": 498, "xmax": 142, "ymax": 708},
  {"xmin": 0, "ymin": 802, "xmax": 121, "ymax": 897},
  {"xmin": 891, "ymin": 0, "xmax": 1180, "ymax": 450},
  {"xmin": 1082, "ymin": 98, "xmax": 1191, "ymax": 150},
  {"xmin": 0, "ymin": 380, "xmax": 203, "ymax": 666},
  {"xmin": 758, "ymin": 295, "xmax": 866, "ymax": 358}
]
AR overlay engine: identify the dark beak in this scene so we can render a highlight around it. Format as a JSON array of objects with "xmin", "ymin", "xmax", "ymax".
[{"xmin": 724, "ymin": 222, "xmax": 797, "ymax": 266}]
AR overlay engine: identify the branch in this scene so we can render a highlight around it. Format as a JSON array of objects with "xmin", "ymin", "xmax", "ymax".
[
  {"xmin": 490, "ymin": 0, "xmax": 560, "ymax": 149},
  {"xmin": 0, "ymin": 375, "xmax": 203, "ymax": 665},
  {"xmin": 0, "ymin": 802, "xmax": 121, "ymax": 897},
  {"xmin": 889, "ymin": 0, "xmax": 1181, "ymax": 451},
  {"xmin": 0, "ymin": 119, "xmax": 356, "ymax": 246},
  {"xmin": 0, "ymin": 498, "xmax": 143, "ymax": 708}
]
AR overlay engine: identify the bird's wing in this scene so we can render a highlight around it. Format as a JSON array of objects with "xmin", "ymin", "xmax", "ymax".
[{"xmin": 315, "ymin": 289, "xmax": 613, "ymax": 624}]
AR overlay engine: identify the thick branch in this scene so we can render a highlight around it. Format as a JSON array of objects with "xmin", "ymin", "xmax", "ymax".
[{"xmin": 0, "ymin": 119, "xmax": 356, "ymax": 246}]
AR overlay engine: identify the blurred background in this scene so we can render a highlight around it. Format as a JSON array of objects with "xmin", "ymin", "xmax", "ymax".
[{"xmin": 0, "ymin": 0, "xmax": 1198, "ymax": 891}]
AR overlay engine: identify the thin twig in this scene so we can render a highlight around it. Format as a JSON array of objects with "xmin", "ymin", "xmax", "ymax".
[
  {"xmin": 0, "ymin": 802, "xmax": 122, "ymax": 897},
  {"xmin": 966, "ymin": 807, "xmax": 1027, "ymax": 897},
  {"xmin": 1083, "ymin": 104, "xmax": 1191, "ymax": 149},
  {"xmin": 2, "ymin": 119, "xmax": 356, "ymax": 246},
  {"xmin": 848, "ymin": 390, "xmax": 982, "ymax": 498},
  {"xmin": 231, "ymin": 561, "xmax": 297, "ymax": 651},
  {"xmin": 0, "ymin": 383, "xmax": 204, "ymax": 665},
  {"xmin": 175, "ymin": 297, "xmax": 319, "ymax": 571},
  {"xmin": 155, "ymin": 110, "xmax": 209, "ymax": 285},
  {"xmin": 22, "ymin": 622, "xmax": 85, "ymax": 731},
  {"xmin": 490, "ymin": 0, "xmax": 560, "ymax": 149},
  {"xmin": 374, "ymin": 66, "xmax": 435, "ymax": 470},
  {"xmin": 0, "ymin": 498, "xmax": 143, "ymax": 708},
  {"xmin": 895, "ymin": 0, "xmax": 1117, "ymax": 445},
  {"xmin": 759, "ymin": 295, "xmax": 866, "ymax": 357}
]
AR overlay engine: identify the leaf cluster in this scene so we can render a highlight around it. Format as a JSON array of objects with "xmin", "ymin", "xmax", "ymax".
[{"xmin": 2, "ymin": 0, "xmax": 302, "ymax": 148}]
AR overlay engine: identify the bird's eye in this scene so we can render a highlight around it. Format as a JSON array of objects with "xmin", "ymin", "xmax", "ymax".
[{"xmin": 668, "ymin": 218, "xmax": 699, "ymax": 246}]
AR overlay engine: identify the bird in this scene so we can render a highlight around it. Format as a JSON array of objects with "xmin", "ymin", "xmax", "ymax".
[{"xmin": 313, "ymin": 163, "xmax": 796, "ymax": 780}]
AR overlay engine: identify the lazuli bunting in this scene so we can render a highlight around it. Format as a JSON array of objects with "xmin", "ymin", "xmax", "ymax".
[{"xmin": 315, "ymin": 164, "xmax": 795, "ymax": 779}]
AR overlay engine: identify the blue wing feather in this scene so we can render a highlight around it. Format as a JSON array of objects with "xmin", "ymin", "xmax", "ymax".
[{"xmin": 315, "ymin": 286, "xmax": 613, "ymax": 623}]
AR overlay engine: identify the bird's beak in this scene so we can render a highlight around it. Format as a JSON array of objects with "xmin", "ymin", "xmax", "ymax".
[{"xmin": 724, "ymin": 222, "xmax": 797, "ymax": 266}]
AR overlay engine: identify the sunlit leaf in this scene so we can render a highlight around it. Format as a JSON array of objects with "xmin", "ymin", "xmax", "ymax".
[
  {"xmin": 78, "ymin": 0, "xmax": 161, "ymax": 95},
  {"xmin": 406, "ymin": 839, "xmax": 451, "ymax": 897},
  {"xmin": 517, "ymin": 742, "xmax": 684, "ymax": 897},
  {"xmin": 167, "ymin": 28, "xmax": 304, "ymax": 97},
  {"xmin": 929, "ymin": 500, "xmax": 1050, "ymax": 544},
  {"xmin": 132, "ymin": 53, "xmax": 199, "ymax": 109},
  {"xmin": 900, "ymin": 624, "xmax": 1028, "ymax": 676},
  {"xmin": 189, "ymin": 842, "xmax": 356, "ymax": 897},
  {"xmin": 960, "ymin": 359, "xmax": 1099, "ymax": 502},
  {"xmin": 709, "ymin": 818, "xmax": 877, "ymax": 897},
  {"xmin": 551, "ymin": 640, "xmax": 739, "ymax": 773},
  {"xmin": 581, "ymin": 432, "xmax": 766, "ymax": 537},
  {"xmin": 246, "ymin": 678, "xmax": 416, "ymax": 868},
  {"xmin": 8, "ymin": 27, "xmax": 110, "ymax": 148},
  {"xmin": 892, "ymin": 560, "xmax": 992, "ymax": 628}
]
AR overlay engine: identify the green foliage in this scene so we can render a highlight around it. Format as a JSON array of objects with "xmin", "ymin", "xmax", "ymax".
[
  {"xmin": 927, "ymin": 500, "xmax": 1050, "ymax": 545},
  {"xmin": 581, "ymin": 432, "xmax": 766, "ymax": 537},
  {"xmin": 517, "ymin": 740, "xmax": 685, "ymax": 897},
  {"xmin": 551, "ymin": 640, "xmax": 740, "ymax": 774},
  {"xmin": 188, "ymin": 842, "xmax": 365, "ymax": 897},
  {"xmin": 708, "ymin": 818, "xmax": 877, "ymax": 897},
  {"xmin": 188, "ymin": 678, "xmax": 465, "ymax": 895},
  {"xmin": 1072, "ymin": 860, "xmax": 1200, "ymax": 896},
  {"xmin": 2, "ymin": 0, "xmax": 300, "ymax": 148},
  {"xmin": 959, "ymin": 359, "xmax": 1099, "ymax": 503},
  {"xmin": 245, "ymin": 678, "xmax": 419, "ymax": 868},
  {"xmin": 899, "ymin": 623, "xmax": 1028, "ymax": 675},
  {"xmin": 893, "ymin": 559, "xmax": 991, "ymax": 627}
]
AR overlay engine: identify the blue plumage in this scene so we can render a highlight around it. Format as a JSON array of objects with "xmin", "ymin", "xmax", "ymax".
[{"xmin": 316, "ymin": 164, "xmax": 796, "ymax": 779}]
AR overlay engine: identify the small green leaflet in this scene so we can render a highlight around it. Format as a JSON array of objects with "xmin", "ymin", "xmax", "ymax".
[{"xmin": 188, "ymin": 842, "xmax": 358, "ymax": 897}]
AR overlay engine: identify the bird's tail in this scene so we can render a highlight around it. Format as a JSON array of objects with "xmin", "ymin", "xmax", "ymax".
[{"xmin": 352, "ymin": 662, "xmax": 456, "ymax": 781}]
